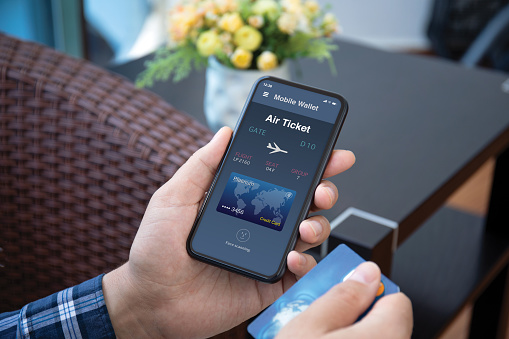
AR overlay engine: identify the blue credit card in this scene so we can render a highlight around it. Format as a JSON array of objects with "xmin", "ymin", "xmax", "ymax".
[
  {"xmin": 216, "ymin": 172, "xmax": 296, "ymax": 231},
  {"xmin": 247, "ymin": 244, "xmax": 400, "ymax": 339}
]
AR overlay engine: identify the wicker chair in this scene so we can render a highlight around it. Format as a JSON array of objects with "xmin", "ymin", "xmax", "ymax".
[{"xmin": 0, "ymin": 33, "xmax": 213, "ymax": 312}]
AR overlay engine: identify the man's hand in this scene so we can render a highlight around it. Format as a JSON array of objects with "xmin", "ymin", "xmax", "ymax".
[
  {"xmin": 102, "ymin": 127, "xmax": 356, "ymax": 338},
  {"xmin": 277, "ymin": 262, "xmax": 413, "ymax": 339}
]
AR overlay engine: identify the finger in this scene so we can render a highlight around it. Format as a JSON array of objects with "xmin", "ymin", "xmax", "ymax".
[
  {"xmin": 276, "ymin": 262, "xmax": 381, "ymax": 338},
  {"xmin": 287, "ymin": 251, "xmax": 317, "ymax": 280},
  {"xmin": 308, "ymin": 150, "xmax": 355, "ymax": 214},
  {"xmin": 294, "ymin": 215, "xmax": 330, "ymax": 253},
  {"xmin": 330, "ymin": 293, "xmax": 413, "ymax": 339},
  {"xmin": 153, "ymin": 127, "xmax": 232, "ymax": 205},
  {"xmin": 322, "ymin": 150, "xmax": 356, "ymax": 179},
  {"xmin": 309, "ymin": 180, "xmax": 338, "ymax": 213}
]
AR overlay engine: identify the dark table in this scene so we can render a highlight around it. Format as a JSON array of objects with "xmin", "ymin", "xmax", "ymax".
[{"xmin": 110, "ymin": 40, "xmax": 509, "ymax": 339}]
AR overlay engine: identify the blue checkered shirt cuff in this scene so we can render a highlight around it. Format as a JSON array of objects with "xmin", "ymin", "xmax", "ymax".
[{"xmin": 0, "ymin": 274, "xmax": 115, "ymax": 338}]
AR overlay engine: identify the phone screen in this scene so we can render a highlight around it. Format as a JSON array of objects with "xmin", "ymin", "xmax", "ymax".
[{"xmin": 188, "ymin": 77, "xmax": 348, "ymax": 282}]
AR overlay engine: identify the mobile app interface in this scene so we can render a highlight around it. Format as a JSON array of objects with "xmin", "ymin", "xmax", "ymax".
[
  {"xmin": 217, "ymin": 172, "xmax": 296, "ymax": 231},
  {"xmin": 191, "ymin": 79, "xmax": 342, "ymax": 277}
]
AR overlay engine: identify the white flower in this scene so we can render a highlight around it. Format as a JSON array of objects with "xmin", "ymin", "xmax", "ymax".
[
  {"xmin": 282, "ymin": 0, "xmax": 304, "ymax": 14},
  {"xmin": 248, "ymin": 15, "xmax": 265, "ymax": 29},
  {"xmin": 277, "ymin": 13, "xmax": 298, "ymax": 34},
  {"xmin": 322, "ymin": 12, "xmax": 340, "ymax": 36},
  {"xmin": 222, "ymin": 43, "xmax": 234, "ymax": 55},
  {"xmin": 297, "ymin": 14, "xmax": 311, "ymax": 33},
  {"xmin": 304, "ymin": 0, "xmax": 320, "ymax": 15},
  {"xmin": 219, "ymin": 32, "xmax": 232, "ymax": 44}
]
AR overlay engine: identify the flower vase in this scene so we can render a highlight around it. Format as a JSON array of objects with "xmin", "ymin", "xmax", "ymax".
[{"xmin": 204, "ymin": 57, "xmax": 291, "ymax": 132}]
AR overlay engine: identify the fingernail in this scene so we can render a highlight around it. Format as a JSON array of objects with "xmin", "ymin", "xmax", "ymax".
[
  {"xmin": 211, "ymin": 127, "xmax": 224, "ymax": 142},
  {"xmin": 345, "ymin": 150, "xmax": 356, "ymax": 164},
  {"xmin": 347, "ymin": 262, "xmax": 379, "ymax": 285},
  {"xmin": 298, "ymin": 253, "xmax": 307, "ymax": 266},
  {"xmin": 325, "ymin": 187, "xmax": 335, "ymax": 205},
  {"xmin": 307, "ymin": 220, "xmax": 323, "ymax": 237}
]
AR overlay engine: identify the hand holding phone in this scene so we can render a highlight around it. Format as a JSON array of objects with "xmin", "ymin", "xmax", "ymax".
[
  {"xmin": 187, "ymin": 77, "xmax": 349, "ymax": 282},
  {"xmin": 103, "ymin": 113, "xmax": 354, "ymax": 338}
]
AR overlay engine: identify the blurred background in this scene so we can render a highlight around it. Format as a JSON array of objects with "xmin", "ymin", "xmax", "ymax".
[{"xmin": 1, "ymin": 0, "xmax": 507, "ymax": 70}]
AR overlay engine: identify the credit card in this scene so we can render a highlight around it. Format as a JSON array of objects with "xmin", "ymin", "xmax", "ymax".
[
  {"xmin": 247, "ymin": 244, "xmax": 400, "ymax": 339},
  {"xmin": 216, "ymin": 172, "xmax": 296, "ymax": 231}
]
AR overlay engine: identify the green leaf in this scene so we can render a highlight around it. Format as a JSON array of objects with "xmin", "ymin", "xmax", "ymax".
[
  {"xmin": 215, "ymin": 51, "xmax": 234, "ymax": 68},
  {"xmin": 135, "ymin": 43, "xmax": 207, "ymax": 87},
  {"xmin": 238, "ymin": 0, "xmax": 253, "ymax": 20},
  {"xmin": 285, "ymin": 32, "xmax": 313, "ymax": 56},
  {"xmin": 303, "ymin": 38, "xmax": 338, "ymax": 75}
]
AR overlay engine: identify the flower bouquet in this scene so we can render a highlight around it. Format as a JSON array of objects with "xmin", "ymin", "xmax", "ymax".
[{"xmin": 136, "ymin": 0, "xmax": 341, "ymax": 87}]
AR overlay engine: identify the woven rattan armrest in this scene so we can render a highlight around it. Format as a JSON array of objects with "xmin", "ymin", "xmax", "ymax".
[{"xmin": 0, "ymin": 33, "xmax": 213, "ymax": 311}]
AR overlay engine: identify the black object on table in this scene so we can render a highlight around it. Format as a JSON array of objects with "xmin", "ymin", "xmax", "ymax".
[{"xmin": 110, "ymin": 40, "xmax": 509, "ymax": 339}]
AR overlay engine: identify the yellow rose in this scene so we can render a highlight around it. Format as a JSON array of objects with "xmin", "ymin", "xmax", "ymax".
[
  {"xmin": 304, "ymin": 0, "xmax": 320, "ymax": 15},
  {"xmin": 233, "ymin": 26, "xmax": 263, "ymax": 51},
  {"xmin": 230, "ymin": 48, "xmax": 253, "ymax": 69},
  {"xmin": 252, "ymin": 0, "xmax": 280, "ymax": 19},
  {"xmin": 196, "ymin": 30, "xmax": 221, "ymax": 56},
  {"xmin": 169, "ymin": 26, "xmax": 189, "ymax": 42},
  {"xmin": 257, "ymin": 51, "xmax": 278, "ymax": 70},
  {"xmin": 216, "ymin": 0, "xmax": 238, "ymax": 13},
  {"xmin": 248, "ymin": 15, "xmax": 264, "ymax": 29},
  {"xmin": 169, "ymin": 5, "xmax": 200, "ymax": 42},
  {"xmin": 218, "ymin": 12, "xmax": 244, "ymax": 33},
  {"xmin": 277, "ymin": 13, "xmax": 298, "ymax": 34}
]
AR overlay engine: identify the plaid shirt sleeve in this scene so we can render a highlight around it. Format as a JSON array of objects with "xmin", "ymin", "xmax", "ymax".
[{"xmin": 0, "ymin": 274, "xmax": 116, "ymax": 338}]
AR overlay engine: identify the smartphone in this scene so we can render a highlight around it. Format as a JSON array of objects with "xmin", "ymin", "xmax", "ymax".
[{"xmin": 187, "ymin": 76, "xmax": 348, "ymax": 283}]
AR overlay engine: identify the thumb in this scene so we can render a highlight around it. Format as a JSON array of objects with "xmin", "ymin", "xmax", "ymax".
[
  {"xmin": 277, "ymin": 262, "xmax": 381, "ymax": 338},
  {"xmin": 153, "ymin": 126, "xmax": 232, "ymax": 205}
]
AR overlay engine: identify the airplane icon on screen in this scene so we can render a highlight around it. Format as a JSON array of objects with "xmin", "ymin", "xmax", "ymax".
[{"xmin": 267, "ymin": 142, "xmax": 288, "ymax": 154}]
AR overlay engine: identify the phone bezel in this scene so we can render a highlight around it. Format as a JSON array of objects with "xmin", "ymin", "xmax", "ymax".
[{"xmin": 187, "ymin": 76, "xmax": 349, "ymax": 283}]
